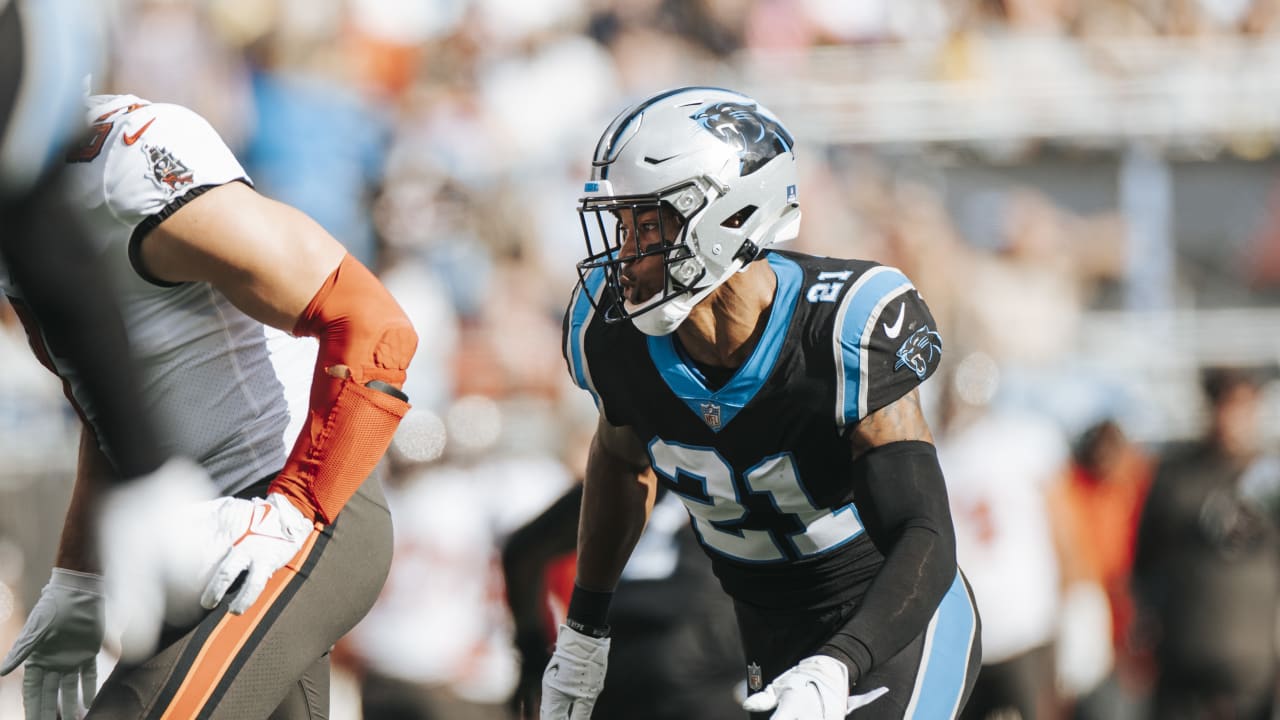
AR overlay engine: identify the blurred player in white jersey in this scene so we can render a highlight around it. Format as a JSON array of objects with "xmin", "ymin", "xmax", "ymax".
[
  {"xmin": 0, "ymin": 87, "xmax": 417, "ymax": 719},
  {"xmin": 0, "ymin": 3, "xmax": 235, "ymax": 716}
]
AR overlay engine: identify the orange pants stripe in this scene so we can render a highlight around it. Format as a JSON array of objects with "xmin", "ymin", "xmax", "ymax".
[{"xmin": 151, "ymin": 526, "xmax": 325, "ymax": 720}]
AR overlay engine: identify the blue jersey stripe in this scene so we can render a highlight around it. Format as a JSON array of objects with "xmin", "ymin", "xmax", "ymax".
[
  {"xmin": 910, "ymin": 572, "xmax": 978, "ymax": 719},
  {"xmin": 832, "ymin": 266, "xmax": 912, "ymax": 426},
  {"xmin": 648, "ymin": 253, "xmax": 802, "ymax": 432},
  {"xmin": 567, "ymin": 268, "xmax": 607, "ymax": 409}
]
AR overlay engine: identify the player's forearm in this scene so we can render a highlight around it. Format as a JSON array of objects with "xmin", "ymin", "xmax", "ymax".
[
  {"xmin": 55, "ymin": 429, "xmax": 117, "ymax": 573},
  {"xmin": 819, "ymin": 523, "xmax": 954, "ymax": 687},
  {"xmin": 818, "ymin": 440, "xmax": 956, "ymax": 689},
  {"xmin": 574, "ymin": 439, "xmax": 655, "ymax": 593},
  {"xmin": 269, "ymin": 254, "xmax": 417, "ymax": 522}
]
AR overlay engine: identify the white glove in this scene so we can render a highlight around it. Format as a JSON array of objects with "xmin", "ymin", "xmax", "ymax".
[
  {"xmin": 200, "ymin": 492, "xmax": 314, "ymax": 615},
  {"xmin": 97, "ymin": 457, "xmax": 218, "ymax": 662},
  {"xmin": 540, "ymin": 623, "xmax": 610, "ymax": 720},
  {"xmin": 0, "ymin": 569, "xmax": 104, "ymax": 720},
  {"xmin": 743, "ymin": 655, "xmax": 849, "ymax": 720}
]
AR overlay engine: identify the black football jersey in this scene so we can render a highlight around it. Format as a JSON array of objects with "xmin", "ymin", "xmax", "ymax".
[{"xmin": 563, "ymin": 250, "xmax": 943, "ymax": 610}]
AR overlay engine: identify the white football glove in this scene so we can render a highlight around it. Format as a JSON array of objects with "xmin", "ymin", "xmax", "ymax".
[
  {"xmin": 0, "ymin": 569, "xmax": 104, "ymax": 720},
  {"xmin": 97, "ymin": 457, "xmax": 218, "ymax": 662},
  {"xmin": 540, "ymin": 623, "xmax": 610, "ymax": 720},
  {"xmin": 742, "ymin": 655, "xmax": 849, "ymax": 720},
  {"xmin": 200, "ymin": 492, "xmax": 314, "ymax": 615}
]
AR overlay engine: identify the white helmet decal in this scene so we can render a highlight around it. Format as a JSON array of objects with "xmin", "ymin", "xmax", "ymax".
[{"xmin": 689, "ymin": 100, "xmax": 794, "ymax": 176}]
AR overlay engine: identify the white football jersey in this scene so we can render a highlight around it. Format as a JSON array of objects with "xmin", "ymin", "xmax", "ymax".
[
  {"xmin": 939, "ymin": 409, "xmax": 1068, "ymax": 664},
  {"xmin": 0, "ymin": 94, "xmax": 316, "ymax": 494}
]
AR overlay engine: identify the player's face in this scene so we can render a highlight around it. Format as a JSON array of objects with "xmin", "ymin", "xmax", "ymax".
[{"xmin": 615, "ymin": 206, "xmax": 680, "ymax": 305}]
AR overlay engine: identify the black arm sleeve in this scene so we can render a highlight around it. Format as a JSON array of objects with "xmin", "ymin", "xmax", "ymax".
[
  {"xmin": 818, "ymin": 440, "xmax": 957, "ymax": 690},
  {"xmin": 0, "ymin": 168, "xmax": 166, "ymax": 480}
]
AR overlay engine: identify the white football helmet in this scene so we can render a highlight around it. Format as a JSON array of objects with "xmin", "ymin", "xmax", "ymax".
[{"xmin": 577, "ymin": 86, "xmax": 802, "ymax": 335}]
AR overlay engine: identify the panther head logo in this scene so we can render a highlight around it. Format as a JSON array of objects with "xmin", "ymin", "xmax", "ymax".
[
  {"xmin": 894, "ymin": 326, "xmax": 943, "ymax": 379},
  {"xmin": 690, "ymin": 101, "xmax": 794, "ymax": 176}
]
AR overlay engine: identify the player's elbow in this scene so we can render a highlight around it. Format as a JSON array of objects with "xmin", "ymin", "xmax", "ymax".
[
  {"xmin": 300, "ymin": 254, "xmax": 419, "ymax": 389},
  {"xmin": 363, "ymin": 300, "xmax": 418, "ymax": 389},
  {"xmin": 377, "ymin": 302, "xmax": 419, "ymax": 372}
]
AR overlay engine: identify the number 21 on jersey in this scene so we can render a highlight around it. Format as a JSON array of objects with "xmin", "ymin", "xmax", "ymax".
[
  {"xmin": 806, "ymin": 270, "xmax": 853, "ymax": 303},
  {"xmin": 648, "ymin": 438, "xmax": 865, "ymax": 562}
]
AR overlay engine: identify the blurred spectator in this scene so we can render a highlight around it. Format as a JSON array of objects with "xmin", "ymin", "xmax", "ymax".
[
  {"xmin": 1132, "ymin": 366, "xmax": 1280, "ymax": 720},
  {"xmin": 1060, "ymin": 419, "xmax": 1155, "ymax": 720},
  {"xmin": 111, "ymin": 0, "xmax": 254, "ymax": 148},
  {"xmin": 956, "ymin": 188, "xmax": 1121, "ymax": 367},
  {"xmin": 938, "ymin": 352, "xmax": 1076, "ymax": 720},
  {"xmin": 245, "ymin": 69, "xmax": 390, "ymax": 267},
  {"xmin": 346, "ymin": 400, "xmax": 572, "ymax": 720},
  {"xmin": 1245, "ymin": 175, "xmax": 1280, "ymax": 296},
  {"xmin": 947, "ymin": 187, "xmax": 1128, "ymax": 432}
]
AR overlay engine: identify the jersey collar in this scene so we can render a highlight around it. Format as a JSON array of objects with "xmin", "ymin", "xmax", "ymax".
[{"xmin": 647, "ymin": 253, "xmax": 802, "ymax": 433}]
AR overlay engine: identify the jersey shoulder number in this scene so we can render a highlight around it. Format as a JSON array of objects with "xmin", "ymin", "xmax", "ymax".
[{"xmin": 821, "ymin": 261, "xmax": 941, "ymax": 427}]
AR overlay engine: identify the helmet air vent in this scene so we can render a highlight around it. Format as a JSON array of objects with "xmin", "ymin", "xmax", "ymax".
[{"xmin": 721, "ymin": 205, "xmax": 757, "ymax": 229}]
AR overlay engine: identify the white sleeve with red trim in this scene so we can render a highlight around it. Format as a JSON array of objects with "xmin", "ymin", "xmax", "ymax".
[{"xmin": 73, "ymin": 95, "xmax": 250, "ymax": 228}]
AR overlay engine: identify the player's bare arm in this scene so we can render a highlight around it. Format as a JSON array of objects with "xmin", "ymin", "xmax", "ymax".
[
  {"xmin": 50, "ymin": 428, "xmax": 117, "ymax": 573},
  {"xmin": 815, "ymin": 387, "xmax": 957, "ymax": 691},
  {"xmin": 138, "ymin": 178, "xmax": 416, "ymax": 530},
  {"xmin": 848, "ymin": 388, "xmax": 935, "ymax": 457},
  {"xmin": 538, "ymin": 416, "xmax": 652, "ymax": 719},
  {"xmin": 575, "ymin": 415, "xmax": 657, "ymax": 592},
  {"xmin": 136, "ymin": 181, "xmax": 346, "ymax": 335}
]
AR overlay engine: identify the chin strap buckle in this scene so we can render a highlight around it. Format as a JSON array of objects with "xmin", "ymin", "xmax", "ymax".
[{"xmin": 734, "ymin": 239, "xmax": 761, "ymax": 265}]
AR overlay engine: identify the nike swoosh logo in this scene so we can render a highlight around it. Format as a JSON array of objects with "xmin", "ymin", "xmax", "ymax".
[
  {"xmin": 233, "ymin": 504, "xmax": 288, "ymax": 545},
  {"xmin": 882, "ymin": 301, "xmax": 905, "ymax": 339},
  {"xmin": 245, "ymin": 503, "xmax": 272, "ymax": 530},
  {"xmin": 807, "ymin": 681, "xmax": 825, "ymax": 715},
  {"xmin": 122, "ymin": 118, "xmax": 155, "ymax": 146},
  {"xmin": 847, "ymin": 685, "xmax": 890, "ymax": 712}
]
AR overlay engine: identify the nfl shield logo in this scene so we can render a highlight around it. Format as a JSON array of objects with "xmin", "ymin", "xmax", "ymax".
[
  {"xmin": 748, "ymin": 662, "xmax": 763, "ymax": 692},
  {"xmin": 700, "ymin": 401, "xmax": 722, "ymax": 430}
]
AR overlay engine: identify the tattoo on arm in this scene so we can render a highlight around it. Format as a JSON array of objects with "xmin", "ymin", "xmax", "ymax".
[{"xmin": 849, "ymin": 388, "xmax": 934, "ymax": 458}]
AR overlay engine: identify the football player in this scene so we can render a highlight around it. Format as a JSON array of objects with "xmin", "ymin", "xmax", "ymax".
[
  {"xmin": 544, "ymin": 87, "xmax": 981, "ymax": 720},
  {"xmin": 0, "ymin": 90, "xmax": 416, "ymax": 719},
  {"xmin": 0, "ymin": 3, "xmax": 223, "ymax": 714}
]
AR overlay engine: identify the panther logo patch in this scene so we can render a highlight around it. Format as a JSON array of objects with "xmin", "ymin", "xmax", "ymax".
[
  {"xmin": 691, "ymin": 101, "xmax": 794, "ymax": 176},
  {"xmin": 894, "ymin": 326, "xmax": 942, "ymax": 379}
]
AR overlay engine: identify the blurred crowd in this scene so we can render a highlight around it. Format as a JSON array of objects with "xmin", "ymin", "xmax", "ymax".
[{"xmin": 1, "ymin": 0, "xmax": 1280, "ymax": 718}]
